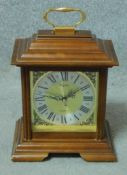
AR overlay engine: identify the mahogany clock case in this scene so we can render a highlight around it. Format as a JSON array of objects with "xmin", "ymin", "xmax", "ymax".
[{"xmin": 11, "ymin": 30, "xmax": 119, "ymax": 162}]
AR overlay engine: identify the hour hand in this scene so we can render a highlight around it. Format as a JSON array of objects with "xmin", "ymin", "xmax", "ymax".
[
  {"xmin": 44, "ymin": 95, "xmax": 60, "ymax": 101},
  {"xmin": 45, "ymin": 92, "xmax": 63, "ymax": 101}
]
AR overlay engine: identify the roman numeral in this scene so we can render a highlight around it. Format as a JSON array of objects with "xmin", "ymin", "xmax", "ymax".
[
  {"xmin": 61, "ymin": 72, "xmax": 68, "ymax": 81},
  {"xmin": 47, "ymin": 112, "xmax": 56, "ymax": 121},
  {"xmin": 47, "ymin": 75, "xmax": 57, "ymax": 83},
  {"xmin": 80, "ymin": 84, "xmax": 90, "ymax": 91},
  {"xmin": 83, "ymin": 96, "xmax": 93, "ymax": 101},
  {"xmin": 34, "ymin": 96, "xmax": 45, "ymax": 101},
  {"xmin": 74, "ymin": 114, "xmax": 79, "ymax": 120},
  {"xmin": 38, "ymin": 104, "xmax": 48, "ymax": 114},
  {"xmin": 74, "ymin": 74, "xmax": 80, "ymax": 83},
  {"xmin": 80, "ymin": 105, "xmax": 89, "ymax": 113},
  {"xmin": 61, "ymin": 115, "xmax": 67, "ymax": 124}
]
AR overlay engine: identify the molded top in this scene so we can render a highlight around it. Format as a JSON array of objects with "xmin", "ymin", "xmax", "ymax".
[{"xmin": 11, "ymin": 30, "xmax": 119, "ymax": 68}]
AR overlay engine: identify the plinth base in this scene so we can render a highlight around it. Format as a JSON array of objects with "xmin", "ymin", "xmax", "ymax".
[{"xmin": 12, "ymin": 118, "xmax": 117, "ymax": 162}]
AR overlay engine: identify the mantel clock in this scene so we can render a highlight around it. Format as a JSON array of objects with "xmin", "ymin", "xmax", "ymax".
[{"xmin": 11, "ymin": 8, "xmax": 119, "ymax": 162}]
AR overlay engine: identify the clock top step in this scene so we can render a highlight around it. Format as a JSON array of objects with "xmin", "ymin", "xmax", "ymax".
[
  {"xmin": 37, "ymin": 30, "xmax": 92, "ymax": 38},
  {"xmin": 11, "ymin": 30, "xmax": 119, "ymax": 68}
]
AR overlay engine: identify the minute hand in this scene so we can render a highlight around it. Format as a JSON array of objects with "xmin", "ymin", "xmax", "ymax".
[
  {"xmin": 66, "ymin": 85, "xmax": 90, "ymax": 99},
  {"xmin": 65, "ymin": 88, "xmax": 80, "ymax": 99},
  {"xmin": 74, "ymin": 84, "xmax": 90, "ymax": 93}
]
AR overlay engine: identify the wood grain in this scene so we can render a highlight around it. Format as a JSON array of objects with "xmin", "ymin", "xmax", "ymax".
[
  {"xmin": 11, "ymin": 30, "xmax": 119, "ymax": 67},
  {"xmin": 11, "ymin": 29, "xmax": 119, "ymax": 162}
]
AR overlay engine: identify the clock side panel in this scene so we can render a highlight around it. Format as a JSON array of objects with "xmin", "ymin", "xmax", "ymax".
[
  {"xmin": 29, "ymin": 70, "xmax": 99, "ymax": 135},
  {"xmin": 21, "ymin": 68, "xmax": 32, "ymax": 140},
  {"xmin": 97, "ymin": 69, "xmax": 108, "ymax": 139}
]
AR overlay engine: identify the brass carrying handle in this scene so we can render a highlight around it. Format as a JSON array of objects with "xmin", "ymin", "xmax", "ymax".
[{"xmin": 43, "ymin": 7, "xmax": 86, "ymax": 28}]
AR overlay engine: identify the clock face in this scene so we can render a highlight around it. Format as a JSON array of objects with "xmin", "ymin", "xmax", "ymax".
[{"xmin": 30, "ymin": 71, "xmax": 99, "ymax": 132}]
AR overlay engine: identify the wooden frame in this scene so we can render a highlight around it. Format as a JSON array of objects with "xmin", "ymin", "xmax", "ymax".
[
  {"xmin": 21, "ymin": 67, "xmax": 108, "ymax": 140},
  {"xmin": 11, "ymin": 30, "xmax": 118, "ymax": 162}
]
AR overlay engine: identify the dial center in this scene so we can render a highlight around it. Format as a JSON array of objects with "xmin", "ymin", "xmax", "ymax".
[{"xmin": 46, "ymin": 81, "xmax": 83, "ymax": 115}]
